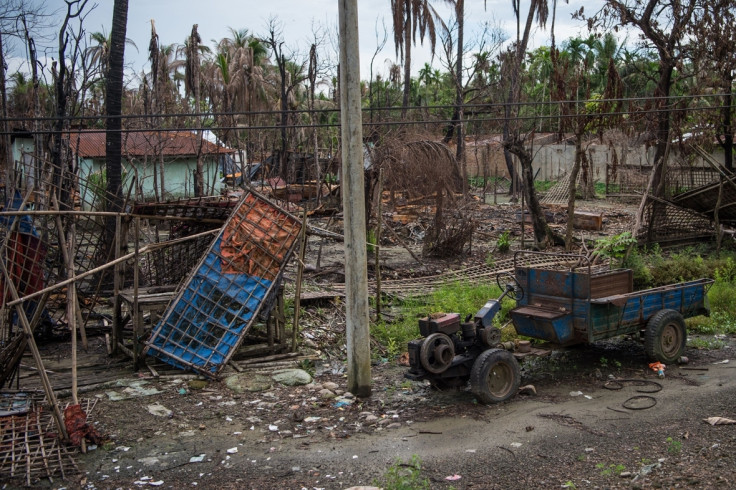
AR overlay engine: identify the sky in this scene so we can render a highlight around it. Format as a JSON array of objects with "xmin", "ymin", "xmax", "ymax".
[{"xmin": 8, "ymin": 0, "xmax": 604, "ymax": 86}]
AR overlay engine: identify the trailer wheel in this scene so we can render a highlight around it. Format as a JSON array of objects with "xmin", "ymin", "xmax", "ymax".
[
  {"xmin": 645, "ymin": 309, "xmax": 686, "ymax": 364},
  {"xmin": 470, "ymin": 349, "xmax": 521, "ymax": 404}
]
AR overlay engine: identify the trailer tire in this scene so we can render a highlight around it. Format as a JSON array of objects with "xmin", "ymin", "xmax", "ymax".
[
  {"xmin": 645, "ymin": 309, "xmax": 686, "ymax": 364},
  {"xmin": 470, "ymin": 348, "xmax": 521, "ymax": 404}
]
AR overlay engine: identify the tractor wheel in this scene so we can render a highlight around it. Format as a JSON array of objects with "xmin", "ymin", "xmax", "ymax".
[
  {"xmin": 470, "ymin": 348, "xmax": 521, "ymax": 404},
  {"xmin": 645, "ymin": 309, "xmax": 686, "ymax": 364}
]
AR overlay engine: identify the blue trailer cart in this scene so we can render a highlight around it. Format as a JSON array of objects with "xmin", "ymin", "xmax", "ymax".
[{"xmin": 405, "ymin": 251, "xmax": 713, "ymax": 404}]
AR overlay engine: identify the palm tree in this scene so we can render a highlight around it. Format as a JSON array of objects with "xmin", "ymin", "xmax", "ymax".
[
  {"xmin": 8, "ymin": 72, "xmax": 40, "ymax": 117},
  {"xmin": 418, "ymin": 62, "xmax": 433, "ymax": 106},
  {"xmin": 503, "ymin": 0, "xmax": 557, "ymax": 248},
  {"xmin": 86, "ymin": 29, "xmax": 137, "ymax": 102},
  {"xmin": 390, "ymin": 0, "xmax": 445, "ymax": 117},
  {"xmin": 181, "ymin": 24, "xmax": 210, "ymax": 196},
  {"xmin": 106, "ymin": 0, "xmax": 127, "ymax": 227},
  {"xmin": 212, "ymin": 27, "xmax": 269, "ymax": 167}
]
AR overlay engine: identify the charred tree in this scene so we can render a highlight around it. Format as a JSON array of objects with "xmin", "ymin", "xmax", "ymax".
[{"xmin": 105, "ymin": 0, "xmax": 127, "ymax": 231}]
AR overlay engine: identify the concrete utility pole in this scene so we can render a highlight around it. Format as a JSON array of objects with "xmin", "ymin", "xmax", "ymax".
[{"xmin": 338, "ymin": 0, "xmax": 371, "ymax": 397}]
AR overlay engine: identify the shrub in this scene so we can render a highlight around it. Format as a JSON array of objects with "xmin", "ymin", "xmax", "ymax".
[
  {"xmin": 374, "ymin": 455, "xmax": 430, "ymax": 490},
  {"xmin": 648, "ymin": 251, "xmax": 709, "ymax": 286},
  {"xmin": 497, "ymin": 231, "xmax": 511, "ymax": 253}
]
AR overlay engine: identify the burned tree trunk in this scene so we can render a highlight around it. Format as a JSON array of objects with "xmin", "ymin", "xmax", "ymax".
[{"xmin": 506, "ymin": 136, "xmax": 557, "ymax": 249}]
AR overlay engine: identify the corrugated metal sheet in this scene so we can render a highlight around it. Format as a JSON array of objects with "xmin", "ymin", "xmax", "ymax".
[{"xmin": 68, "ymin": 131, "xmax": 234, "ymax": 158}]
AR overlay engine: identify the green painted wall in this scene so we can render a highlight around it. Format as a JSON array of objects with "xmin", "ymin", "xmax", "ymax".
[{"xmin": 79, "ymin": 156, "xmax": 223, "ymax": 209}]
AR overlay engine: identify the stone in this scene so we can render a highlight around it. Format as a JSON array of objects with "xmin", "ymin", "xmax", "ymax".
[
  {"xmin": 224, "ymin": 373, "xmax": 272, "ymax": 393},
  {"xmin": 518, "ymin": 385, "xmax": 537, "ymax": 395},
  {"xmin": 319, "ymin": 389, "xmax": 335, "ymax": 399},
  {"xmin": 187, "ymin": 379, "xmax": 208, "ymax": 390},
  {"xmin": 272, "ymin": 369, "xmax": 313, "ymax": 387},
  {"xmin": 386, "ymin": 423, "xmax": 401, "ymax": 430},
  {"xmin": 137, "ymin": 457, "xmax": 160, "ymax": 466},
  {"xmin": 146, "ymin": 403, "xmax": 172, "ymax": 418},
  {"xmin": 364, "ymin": 415, "xmax": 378, "ymax": 423},
  {"xmin": 322, "ymin": 381, "xmax": 339, "ymax": 391}
]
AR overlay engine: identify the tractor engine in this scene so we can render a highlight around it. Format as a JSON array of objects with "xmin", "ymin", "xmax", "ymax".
[{"xmin": 405, "ymin": 280, "xmax": 522, "ymax": 402}]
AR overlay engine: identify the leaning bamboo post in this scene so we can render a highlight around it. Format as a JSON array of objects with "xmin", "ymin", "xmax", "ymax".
[
  {"xmin": 0, "ymin": 290, "xmax": 50, "ymax": 389},
  {"xmin": 375, "ymin": 169, "xmax": 383, "ymax": 320},
  {"xmin": 715, "ymin": 177, "xmax": 724, "ymax": 256},
  {"xmin": 494, "ymin": 158, "xmax": 498, "ymax": 205},
  {"xmin": 291, "ymin": 208, "xmax": 308, "ymax": 352},
  {"xmin": 68, "ymin": 222, "xmax": 78, "ymax": 406},
  {"xmin": 520, "ymin": 181, "xmax": 526, "ymax": 249},
  {"xmin": 112, "ymin": 215, "xmax": 122, "ymax": 355},
  {"xmin": 0, "ymin": 257, "xmax": 68, "ymax": 442},
  {"xmin": 133, "ymin": 217, "xmax": 141, "ymax": 370},
  {"xmin": 52, "ymin": 196, "xmax": 87, "ymax": 350},
  {"xmin": 380, "ymin": 215, "xmax": 425, "ymax": 266}
]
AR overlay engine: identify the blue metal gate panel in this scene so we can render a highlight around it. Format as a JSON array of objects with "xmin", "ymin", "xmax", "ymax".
[{"xmin": 143, "ymin": 191, "xmax": 302, "ymax": 377}]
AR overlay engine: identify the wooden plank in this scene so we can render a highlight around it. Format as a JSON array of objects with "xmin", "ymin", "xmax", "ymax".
[{"xmin": 573, "ymin": 211, "xmax": 603, "ymax": 230}]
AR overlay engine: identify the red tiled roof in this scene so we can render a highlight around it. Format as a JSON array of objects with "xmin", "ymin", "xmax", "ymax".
[{"xmin": 68, "ymin": 131, "xmax": 235, "ymax": 158}]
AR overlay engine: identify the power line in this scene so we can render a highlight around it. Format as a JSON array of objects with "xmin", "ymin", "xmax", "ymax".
[
  {"xmin": 2, "ymin": 92, "xmax": 731, "ymax": 125},
  {"xmin": 1, "ymin": 102, "xmax": 731, "ymax": 136}
]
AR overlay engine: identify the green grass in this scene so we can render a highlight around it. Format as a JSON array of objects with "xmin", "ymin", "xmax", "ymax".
[
  {"xmin": 371, "ymin": 281, "xmax": 509, "ymax": 359},
  {"xmin": 534, "ymin": 180, "xmax": 556, "ymax": 192},
  {"xmin": 596, "ymin": 462, "xmax": 626, "ymax": 477},
  {"xmin": 370, "ymin": 246, "xmax": 736, "ymax": 361},
  {"xmin": 666, "ymin": 437, "xmax": 682, "ymax": 455},
  {"xmin": 687, "ymin": 337, "xmax": 726, "ymax": 350},
  {"xmin": 374, "ymin": 455, "xmax": 430, "ymax": 490}
]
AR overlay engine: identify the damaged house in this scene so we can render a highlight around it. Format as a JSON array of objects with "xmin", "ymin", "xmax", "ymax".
[{"xmin": 67, "ymin": 130, "xmax": 234, "ymax": 206}]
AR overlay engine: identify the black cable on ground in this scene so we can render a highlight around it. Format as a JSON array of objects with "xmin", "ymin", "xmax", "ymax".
[
  {"xmin": 602, "ymin": 378, "xmax": 663, "ymax": 393},
  {"xmin": 622, "ymin": 395, "xmax": 657, "ymax": 410}
]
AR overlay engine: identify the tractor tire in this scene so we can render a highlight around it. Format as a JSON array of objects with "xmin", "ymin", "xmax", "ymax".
[
  {"xmin": 645, "ymin": 309, "xmax": 687, "ymax": 364},
  {"xmin": 470, "ymin": 348, "xmax": 521, "ymax": 404}
]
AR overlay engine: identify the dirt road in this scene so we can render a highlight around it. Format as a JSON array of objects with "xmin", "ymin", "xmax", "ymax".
[{"xmin": 77, "ymin": 338, "xmax": 736, "ymax": 489}]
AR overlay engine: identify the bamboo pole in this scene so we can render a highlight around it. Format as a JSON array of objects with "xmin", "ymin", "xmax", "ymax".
[
  {"xmin": 68, "ymin": 220, "xmax": 85, "ymax": 455},
  {"xmin": 112, "ymin": 215, "xmax": 122, "ymax": 355},
  {"xmin": 375, "ymin": 168, "xmax": 383, "ymax": 320},
  {"xmin": 291, "ymin": 209, "xmax": 308, "ymax": 352},
  {"xmin": 521, "ymin": 178, "xmax": 525, "ymax": 249},
  {"xmin": 52, "ymin": 196, "xmax": 87, "ymax": 350},
  {"xmin": 715, "ymin": 177, "xmax": 724, "ymax": 255},
  {"xmin": 0, "ymin": 258, "xmax": 68, "ymax": 442},
  {"xmin": 7, "ymin": 228, "xmax": 218, "ymax": 308},
  {"xmin": 133, "ymin": 217, "xmax": 141, "ymax": 370}
]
